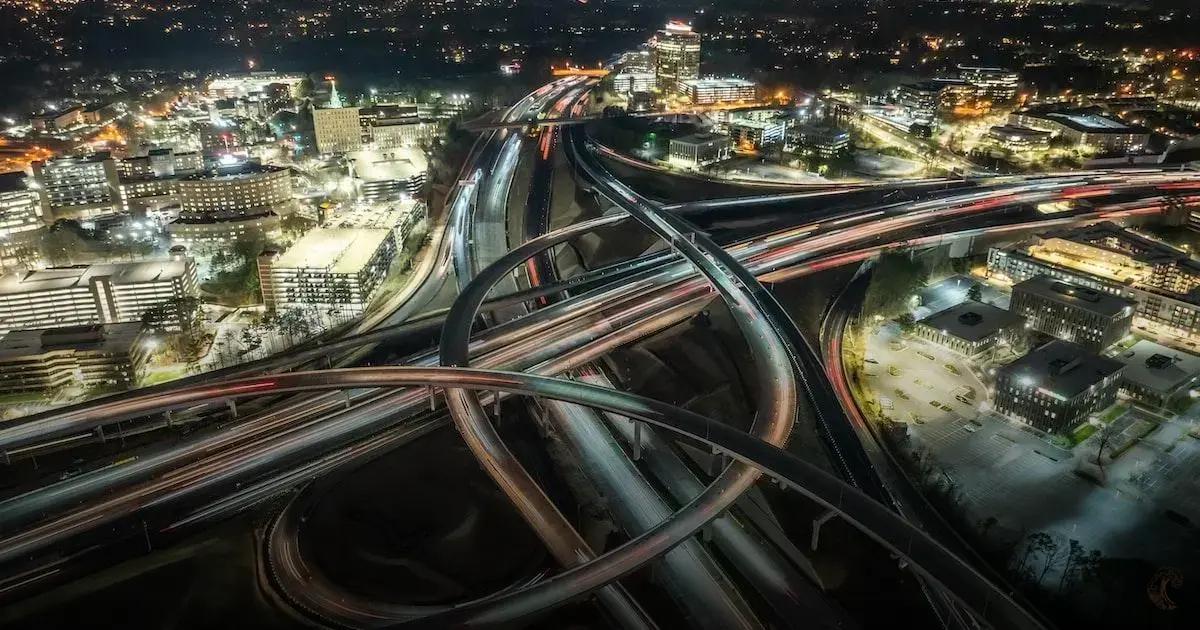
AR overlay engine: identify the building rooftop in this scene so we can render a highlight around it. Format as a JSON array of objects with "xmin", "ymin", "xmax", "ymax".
[
  {"xmin": 273, "ymin": 228, "xmax": 392, "ymax": 274},
  {"xmin": 1020, "ymin": 109, "xmax": 1145, "ymax": 134},
  {"xmin": 0, "ymin": 322, "xmax": 145, "ymax": 360},
  {"xmin": 680, "ymin": 78, "xmax": 756, "ymax": 89},
  {"xmin": 989, "ymin": 125, "xmax": 1052, "ymax": 139},
  {"xmin": 671, "ymin": 132, "xmax": 731, "ymax": 146},
  {"xmin": 1012, "ymin": 275, "xmax": 1135, "ymax": 318},
  {"xmin": 917, "ymin": 300, "xmax": 1024, "ymax": 343},
  {"xmin": 1040, "ymin": 221, "xmax": 1192, "ymax": 268},
  {"xmin": 0, "ymin": 259, "xmax": 193, "ymax": 296},
  {"xmin": 0, "ymin": 172, "xmax": 30, "ymax": 195},
  {"xmin": 348, "ymin": 148, "xmax": 428, "ymax": 182},
  {"xmin": 1000, "ymin": 340, "xmax": 1125, "ymax": 399},
  {"xmin": 1115, "ymin": 340, "xmax": 1200, "ymax": 396},
  {"xmin": 180, "ymin": 161, "xmax": 286, "ymax": 182}
]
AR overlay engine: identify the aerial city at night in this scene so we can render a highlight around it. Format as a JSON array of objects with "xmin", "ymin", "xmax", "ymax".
[{"xmin": 0, "ymin": 0, "xmax": 1199, "ymax": 628}]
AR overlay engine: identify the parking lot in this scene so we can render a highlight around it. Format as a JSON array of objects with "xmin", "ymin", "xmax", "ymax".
[{"xmin": 862, "ymin": 321, "xmax": 1200, "ymax": 567}]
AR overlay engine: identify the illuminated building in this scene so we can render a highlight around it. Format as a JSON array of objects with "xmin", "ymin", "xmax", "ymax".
[
  {"xmin": 0, "ymin": 173, "xmax": 47, "ymax": 262},
  {"xmin": 680, "ymin": 78, "xmax": 756, "ymax": 105},
  {"xmin": 958, "ymin": 66, "xmax": 1020, "ymax": 101},
  {"xmin": 913, "ymin": 300, "xmax": 1025, "ymax": 359},
  {"xmin": 1115, "ymin": 340, "xmax": 1200, "ymax": 407},
  {"xmin": 29, "ymin": 105, "xmax": 85, "ymax": 132},
  {"xmin": 313, "ymin": 107, "xmax": 363, "ymax": 154},
  {"xmin": 30, "ymin": 152, "xmax": 121, "ymax": 220},
  {"xmin": 1008, "ymin": 110, "xmax": 1149, "ymax": 154},
  {"xmin": 0, "ymin": 323, "xmax": 150, "ymax": 394},
  {"xmin": 994, "ymin": 340, "xmax": 1123, "ymax": 433},
  {"xmin": 611, "ymin": 73, "xmax": 657, "ymax": 95},
  {"xmin": 0, "ymin": 257, "xmax": 198, "ymax": 336},
  {"xmin": 207, "ymin": 72, "xmax": 306, "ymax": 99},
  {"xmin": 313, "ymin": 105, "xmax": 440, "ymax": 155},
  {"xmin": 667, "ymin": 133, "xmax": 732, "ymax": 169},
  {"xmin": 650, "ymin": 21, "xmax": 701, "ymax": 94},
  {"xmin": 348, "ymin": 149, "xmax": 428, "ymax": 202},
  {"xmin": 1010, "ymin": 275, "xmax": 1135, "ymax": 351},
  {"xmin": 169, "ymin": 162, "xmax": 293, "ymax": 244},
  {"xmin": 728, "ymin": 119, "xmax": 786, "ymax": 150},
  {"xmin": 986, "ymin": 125, "xmax": 1052, "ymax": 151},
  {"xmin": 258, "ymin": 228, "xmax": 396, "ymax": 313},
  {"xmin": 119, "ymin": 148, "xmax": 203, "ymax": 180},
  {"xmin": 790, "ymin": 125, "xmax": 851, "ymax": 158}
]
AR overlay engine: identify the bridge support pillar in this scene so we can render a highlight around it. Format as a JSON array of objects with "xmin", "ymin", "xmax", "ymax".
[
  {"xmin": 811, "ymin": 510, "xmax": 838, "ymax": 551},
  {"xmin": 428, "ymin": 385, "xmax": 437, "ymax": 410},
  {"xmin": 708, "ymin": 446, "xmax": 726, "ymax": 476},
  {"xmin": 632, "ymin": 421, "xmax": 642, "ymax": 461},
  {"xmin": 226, "ymin": 399, "xmax": 238, "ymax": 419},
  {"xmin": 494, "ymin": 391, "xmax": 502, "ymax": 420},
  {"xmin": 164, "ymin": 410, "xmax": 173, "ymax": 428}
]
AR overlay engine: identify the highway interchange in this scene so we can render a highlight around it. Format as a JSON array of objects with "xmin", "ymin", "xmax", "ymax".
[{"xmin": 2, "ymin": 77, "xmax": 1200, "ymax": 629}]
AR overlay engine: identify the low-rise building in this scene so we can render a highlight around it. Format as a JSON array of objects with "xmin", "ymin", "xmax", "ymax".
[
  {"xmin": 1008, "ymin": 110, "xmax": 1149, "ymax": 154},
  {"xmin": 913, "ymin": 300, "xmax": 1025, "ymax": 358},
  {"xmin": 994, "ymin": 340, "xmax": 1124, "ymax": 433},
  {"xmin": 1010, "ymin": 275, "xmax": 1135, "ymax": 351},
  {"xmin": 728, "ymin": 119, "xmax": 787, "ymax": 150},
  {"xmin": 789, "ymin": 125, "xmax": 852, "ymax": 158},
  {"xmin": 258, "ymin": 228, "xmax": 396, "ymax": 313},
  {"xmin": 680, "ymin": 78, "xmax": 757, "ymax": 105},
  {"xmin": 987, "ymin": 224, "xmax": 1200, "ymax": 344},
  {"xmin": 1114, "ymin": 340, "xmax": 1200, "ymax": 407},
  {"xmin": 0, "ymin": 257, "xmax": 198, "ymax": 336},
  {"xmin": 986, "ymin": 125, "xmax": 1053, "ymax": 152},
  {"xmin": 0, "ymin": 323, "xmax": 150, "ymax": 394},
  {"xmin": 30, "ymin": 105, "xmax": 86, "ymax": 132},
  {"xmin": 667, "ymin": 133, "xmax": 732, "ymax": 169}
]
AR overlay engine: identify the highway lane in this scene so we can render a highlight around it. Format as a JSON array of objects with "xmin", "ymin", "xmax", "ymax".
[
  {"xmin": 2, "ymin": 139, "xmax": 1200, "ymax": 619},
  {"xmin": 1, "ymin": 366, "xmax": 1050, "ymax": 629},
  {"xmin": 0, "ymin": 188, "xmax": 1180, "ymax": 628}
]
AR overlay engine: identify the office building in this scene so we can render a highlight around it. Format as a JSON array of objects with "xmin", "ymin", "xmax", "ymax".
[
  {"xmin": 897, "ymin": 82, "xmax": 944, "ymax": 125},
  {"xmin": 207, "ymin": 72, "xmax": 306, "ymax": 99},
  {"xmin": 913, "ymin": 300, "xmax": 1025, "ymax": 358},
  {"xmin": 728, "ymin": 119, "xmax": 786, "ymax": 150},
  {"xmin": 1114, "ymin": 340, "xmax": 1200, "ymax": 407},
  {"xmin": 612, "ymin": 73, "xmax": 657, "ymax": 95},
  {"xmin": 1008, "ymin": 110, "xmax": 1149, "ymax": 154},
  {"xmin": 313, "ymin": 105, "xmax": 440, "ymax": 155},
  {"xmin": 313, "ymin": 106, "xmax": 364, "ymax": 154},
  {"xmin": 790, "ymin": 125, "xmax": 852, "ymax": 158},
  {"xmin": 30, "ymin": 106, "xmax": 86, "ymax": 132},
  {"xmin": 958, "ymin": 66, "xmax": 1021, "ymax": 101},
  {"xmin": 169, "ymin": 162, "xmax": 293, "ymax": 244},
  {"xmin": 681, "ymin": 78, "xmax": 756, "ymax": 105},
  {"xmin": 118, "ymin": 148, "xmax": 203, "ymax": 180},
  {"xmin": 0, "ymin": 257, "xmax": 198, "ymax": 336},
  {"xmin": 987, "ymin": 223, "xmax": 1200, "ymax": 343},
  {"xmin": 30, "ymin": 152, "xmax": 121, "ymax": 220},
  {"xmin": 0, "ymin": 323, "xmax": 150, "ymax": 394},
  {"xmin": 994, "ymin": 340, "xmax": 1124, "ymax": 433},
  {"xmin": 258, "ymin": 228, "xmax": 397, "ymax": 313},
  {"xmin": 650, "ymin": 21, "xmax": 701, "ymax": 94},
  {"xmin": 667, "ymin": 133, "xmax": 732, "ymax": 169},
  {"xmin": 616, "ymin": 50, "xmax": 654, "ymax": 74},
  {"xmin": 0, "ymin": 173, "xmax": 48, "ymax": 263},
  {"xmin": 1010, "ymin": 275, "xmax": 1135, "ymax": 351},
  {"xmin": 986, "ymin": 125, "xmax": 1053, "ymax": 152}
]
